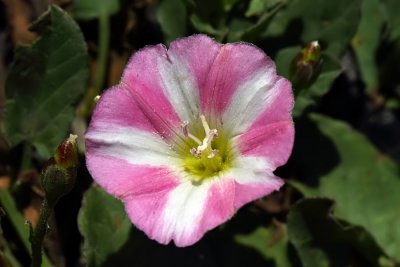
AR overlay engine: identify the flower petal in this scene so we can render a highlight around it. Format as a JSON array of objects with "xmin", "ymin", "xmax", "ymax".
[
  {"xmin": 86, "ymin": 154, "xmax": 179, "ymax": 199},
  {"xmin": 223, "ymin": 76, "xmax": 293, "ymax": 136},
  {"xmin": 198, "ymin": 179, "xmax": 235, "ymax": 242},
  {"xmin": 228, "ymin": 156, "xmax": 284, "ymax": 209},
  {"xmin": 158, "ymin": 180, "xmax": 220, "ymax": 246},
  {"xmin": 201, "ymin": 43, "xmax": 276, "ymax": 119},
  {"xmin": 237, "ymin": 121, "xmax": 295, "ymax": 168},
  {"xmin": 86, "ymin": 145, "xmax": 181, "ymax": 241},
  {"xmin": 234, "ymin": 176, "xmax": 284, "ymax": 209},
  {"xmin": 121, "ymin": 45, "xmax": 182, "ymax": 138},
  {"xmin": 126, "ymin": 178, "xmax": 235, "ymax": 247},
  {"xmin": 158, "ymin": 35, "xmax": 221, "ymax": 122},
  {"xmin": 86, "ymin": 124, "xmax": 179, "ymax": 167},
  {"xmin": 246, "ymin": 78, "xmax": 294, "ymax": 129},
  {"xmin": 88, "ymin": 85, "xmax": 155, "ymax": 132}
]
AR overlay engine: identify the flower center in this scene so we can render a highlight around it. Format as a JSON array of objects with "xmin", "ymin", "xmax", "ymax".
[{"xmin": 179, "ymin": 115, "xmax": 233, "ymax": 182}]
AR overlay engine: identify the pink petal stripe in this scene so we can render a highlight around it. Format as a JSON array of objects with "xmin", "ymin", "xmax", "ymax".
[
  {"xmin": 121, "ymin": 45, "xmax": 182, "ymax": 139},
  {"xmin": 234, "ymin": 177, "xmax": 284, "ymax": 209},
  {"xmin": 201, "ymin": 43, "xmax": 275, "ymax": 115},
  {"xmin": 88, "ymin": 85, "xmax": 154, "ymax": 133},
  {"xmin": 87, "ymin": 152, "xmax": 180, "ymax": 245},
  {"xmin": 238, "ymin": 121, "xmax": 295, "ymax": 168},
  {"xmin": 196, "ymin": 179, "xmax": 235, "ymax": 241},
  {"xmin": 249, "ymin": 77, "xmax": 294, "ymax": 128},
  {"xmin": 86, "ymin": 153, "xmax": 179, "ymax": 199},
  {"xmin": 124, "ymin": 190, "xmax": 172, "ymax": 244}
]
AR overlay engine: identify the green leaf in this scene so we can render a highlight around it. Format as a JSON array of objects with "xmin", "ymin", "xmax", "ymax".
[
  {"xmin": 287, "ymin": 198, "xmax": 389, "ymax": 267},
  {"xmin": 290, "ymin": 114, "xmax": 400, "ymax": 260},
  {"xmin": 227, "ymin": 19, "xmax": 254, "ymax": 42},
  {"xmin": 381, "ymin": 0, "xmax": 400, "ymax": 41},
  {"xmin": 0, "ymin": 189, "xmax": 51, "ymax": 267},
  {"xmin": 266, "ymin": 0, "xmax": 362, "ymax": 56},
  {"xmin": 4, "ymin": 6, "xmax": 89, "ymax": 158},
  {"xmin": 78, "ymin": 185, "xmax": 132, "ymax": 267},
  {"xmin": 245, "ymin": 0, "xmax": 282, "ymax": 17},
  {"xmin": 223, "ymin": 0, "xmax": 239, "ymax": 12},
  {"xmin": 72, "ymin": 0, "xmax": 120, "ymax": 20},
  {"xmin": 190, "ymin": 14, "xmax": 227, "ymax": 39},
  {"xmin": 275, "ymin": 46, "xmax": 300, "ymax": 77},
  {"xmin": 352, "ymin": 0, "xmax": 385, "ymax": 93},
  {"xmin": 157, "ymin": 0, "xmax": 187, "ymax": 44},
  {"xmin": 235, "ymin": 224, "xmax": 291, "ymax": 266},
  {"xmin": 190, "ymin": 0, "xmax": 230, "ymax": 40},
  {"xmin": 237, "ymin": 1, "xmax": 285, "ymax": 42}
]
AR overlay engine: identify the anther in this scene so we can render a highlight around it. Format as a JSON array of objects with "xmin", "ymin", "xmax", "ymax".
[
  {"xmin": 182, "ymin": 121, "xmax": 202, "ymax": 145},
  {"xmin": 190, "ymin": 148, "xmax": 201, "ymax": 158},
  {"xmin": 182, "ymin": 121, "xmax": 189, "ymax": 137}
]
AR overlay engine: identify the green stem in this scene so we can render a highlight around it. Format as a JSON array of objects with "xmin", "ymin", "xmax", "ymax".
[
  {"xmin": 30, "ymin": 199, "xmax": 53, "ymax": 267},
  {"xmin": 95, "ymin": 13, "xmax": 110, "ymax": 93},
  {"xmin": 79, "ymin": 14, "xmax": 110, "ymax": 119}
]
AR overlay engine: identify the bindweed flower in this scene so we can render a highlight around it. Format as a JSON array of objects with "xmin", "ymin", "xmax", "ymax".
[{"xmin": 85, "ymin": 35, "xmax": 294, "ymax": 247}]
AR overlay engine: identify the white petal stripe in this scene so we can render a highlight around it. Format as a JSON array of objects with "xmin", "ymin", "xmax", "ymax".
[
  {"xmin": 157, "ymin": 53, "xmax": 200, "ymax": 122},
  {"xmin": 229, "ymin": 155, "xmax": 277, "ymax": 185},
  {"xmin": 85, "ymin": 124, "xmax": 180, "ymax": 167},
  {"xmin": 222, "ymin": 68, "xmax": 278, "ymax": 136},
  {"xmin": 159, "ymin": 179, "xmax": 213, "ymax": 246}
]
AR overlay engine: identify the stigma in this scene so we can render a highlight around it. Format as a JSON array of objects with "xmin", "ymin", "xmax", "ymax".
[{"xmin": 182, "ymin": 115, "xmax": 219, "ymax": 159}]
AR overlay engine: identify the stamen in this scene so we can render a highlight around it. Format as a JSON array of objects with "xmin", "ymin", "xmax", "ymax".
[
  {"xmin": 182, "ymin": 121, "xmax": 202, "ymax": 145},
  {"xmin": 197, "ymin": 129, "xmax": 217, "ymax": 152},
  {"xmin": 188, "ymin": 133, "xmax": 202, "ymax": 145},
  {"xmin": 200, "ymin": 115, "xmax": 210, "ymax": 134},
  {"xmin": 207, "ymin": 149, "xmax": 218, "ymax": 159},
  {"xmin": 184, "ymin": 114, "xmax": 220, "ymax": 158}
]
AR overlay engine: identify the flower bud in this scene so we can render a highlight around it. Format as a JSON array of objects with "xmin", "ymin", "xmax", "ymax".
[
  {"xmin": 291, "ymin": 41, "xmax": 322, "ymax": 90},
  {"xmin": 41, "ymin": 134, "xmax": 78, "ymax": 206},
  {"xmin": 54, "ymin": 134, "xmax": 78, "ymax": 169}
]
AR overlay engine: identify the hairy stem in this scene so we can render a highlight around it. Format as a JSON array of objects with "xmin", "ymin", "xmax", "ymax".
[{"xmin": 30, "ymin": 199, "xmax": 53, "ymax": 267}]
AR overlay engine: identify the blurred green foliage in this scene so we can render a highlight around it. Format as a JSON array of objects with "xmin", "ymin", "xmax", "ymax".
[{"xmin": 287, "ymin": 198, "xmax": 388, "ymax": 267}]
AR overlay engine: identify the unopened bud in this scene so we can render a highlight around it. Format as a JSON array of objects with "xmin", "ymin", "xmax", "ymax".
[
  {"xmin": 54, "ymin": 134, "xmax": 78, "ymax": 169},
  {"xmin": 291, "ymin": 41, "xmax": 322, "ymax": 90},
  {"xmin": 41, "ymin": 134, "xmax": 78, "ymax": 205}
]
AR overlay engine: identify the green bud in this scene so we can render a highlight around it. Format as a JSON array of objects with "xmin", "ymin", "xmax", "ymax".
[
  {"xmin": 291, "ymin": 41, "xmax": 322, "ymax": 90},
  {"xmin": 41, "ymin": 164, "xmax": 76, "ymax": 205},
  {"xmin": 41, "ymin": 134, "xmax": 78, "ymax": 206}
]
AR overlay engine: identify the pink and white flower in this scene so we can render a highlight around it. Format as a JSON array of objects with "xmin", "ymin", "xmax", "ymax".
[{"xmin": 85, "ymin": 35, "xmax": 294, "ymax": 247}]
